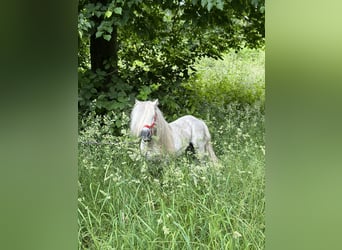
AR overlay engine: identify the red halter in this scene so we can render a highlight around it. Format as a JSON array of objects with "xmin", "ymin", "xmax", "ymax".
[{"xmin": 143, "ymin": 113, "xmax": 157, "ymax": 129}]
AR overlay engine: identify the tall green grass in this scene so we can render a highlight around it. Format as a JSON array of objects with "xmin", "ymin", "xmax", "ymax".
[
  {"xmin": 184, "ymin": 48, "xmax": 265, "ymax": 117},
  {"xmin": 78, "ymin": 48, "xmax": 265, "ymax": 249}
]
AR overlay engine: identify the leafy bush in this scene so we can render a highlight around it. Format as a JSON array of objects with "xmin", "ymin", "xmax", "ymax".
[
  {"xmin": 78, "ymin": 0, "xmax": 265, "ymax": 120},
  {"xmin": 78, "ymin": 47, "xmax": 265, "ymax": 137},
  {"xmin": 183, "ymin": 47, "xmax": 265, "ymax": 114}
]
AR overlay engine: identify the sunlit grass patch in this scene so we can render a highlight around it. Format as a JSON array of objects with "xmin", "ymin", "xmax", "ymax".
[{"xmin": 184, "ymin": 48, "xmax": 265, "ymax": 111}]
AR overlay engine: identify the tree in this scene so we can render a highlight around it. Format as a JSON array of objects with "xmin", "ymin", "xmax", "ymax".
[{"xmin": 78, "ymin": 0, "xmax": 264, "ymax": 118}]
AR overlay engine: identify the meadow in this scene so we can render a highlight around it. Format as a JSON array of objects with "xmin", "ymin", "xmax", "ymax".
[{"xmin": 78, "ymin": 48, "xmax": 265, "ymax": 249}]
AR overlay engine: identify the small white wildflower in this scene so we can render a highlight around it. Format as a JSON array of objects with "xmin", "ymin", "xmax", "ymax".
[
  {"xmin": 162, "ymin": 225, "xmax": 170, "ymax": 235},
  {"xmin": 157, "ymin": 218, "xmax": 163, "ymax": 225},
  {"xmin": 233, "ymin": 231, "xmax": 242, "ymax": 239},
  {"xmin": 113, "ymin": 175, "xmax": 121, "ymax": 182},
  {"xmin": 131, "ymin": 179, "xmax": 141, "ymax": 184},
  {"xmin": 104, "ymin": 173, "xmax": 113, "ymax": 182},
  {"xmin": 146, "ymin": 199, "xmax": 154, "ymax": 209}
]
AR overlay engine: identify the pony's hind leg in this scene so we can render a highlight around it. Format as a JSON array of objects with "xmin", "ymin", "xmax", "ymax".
[
  {"xmin": 185, "ymin": 142, "xmax": 195, "ymax": 154},
  {"xmin": 205, "ymin": 141, "xmax": 218, "ymax": 162},
  {"xmin": 192, "ymin": 139, "xmax": 218, "ymax": 163},
  {"xmin": 191, "ymin": 141, "xmax": 208, "ymax": 162},
  {"xmin": 185, "ymin": 142, "xmax": 196, "ymax": 160}
]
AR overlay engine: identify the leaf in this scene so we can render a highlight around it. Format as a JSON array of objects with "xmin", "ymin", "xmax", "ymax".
[
  {"xmin": 251, "ymin": 0, "xmax": 259, "ymax": 8},
  {"xmin": 103, "ymin": 34, "xmax": 112, "ymax": 41},
  {"xmin": 105, "ymin": 10, "xmax": 112, "ymax": 18},
  {"xmin": 216, "ymin": 0, "xmax": 224, "ymax": 10},
  {"xmin": 95, "ymin": 11, "xmax": 102, "ymax": 18},
  {"xmin": 207, "ymin": 0, "xmax": 213, "ymax": 11},
  {"xmin": 95, "ymin": 31, "xmax": 103, "ymax": 38},
  {"xmin": 114, "ymin": 7, "xmax": 122, "ymax": 15},
  {"xmin": 259, "ymin": 6, "xmax": 265, "ymax": 13},
  {"xmin": 133, "ymin": 60, "xmax": 145, "ymax": 67},
  {"xmin": 118, "ymin": 96, "xmax": 128, "ymax": 103},
  {"xmin": 97, "ymin": 94, "xmax": 106, "ymax": 100},
  {"xmin": 105, "ymin": 26, "xmax": 113, "ymax": 34},
  {"xmin": 201, "ymin": 0, "xmax": 207, "ymax": 8}
]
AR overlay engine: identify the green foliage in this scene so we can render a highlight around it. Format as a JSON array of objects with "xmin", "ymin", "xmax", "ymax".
[
  {"xmin": 78, "ymin": 0, "xmax": 265, "ymax": 118},
  {"xmin": 79, "ymin": 47, "xmax": 264, "ymax": 135},
  {"xmin": 183, "ymin": 48, "xmax": 265, "ymax": 117},
  {"xmin": 78, "ymin": 101, "xmax": 265, "ymax": 249},
  {"xmin": 200, "ymin": 0, "xmax": 225, "ymax": 11}
]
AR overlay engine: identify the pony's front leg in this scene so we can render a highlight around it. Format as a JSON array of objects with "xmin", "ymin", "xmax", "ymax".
[
  {"xmin": 140, "ymin": 140, "xmax": 151, "ymax": 159},
  {"xmin": 140, "ymin": 140, "xmax": 162, "ymax": 160}
]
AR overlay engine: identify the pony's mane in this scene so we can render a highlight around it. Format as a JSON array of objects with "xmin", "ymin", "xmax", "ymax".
[
  {"xmin": 130, "ymin": 101, "xmax": 175, "ymax": 153},
  {"xmin": 130, "ymin": 101, "xmax": 155, "ymax": 137},
  {"xmin": 154, "ymin": 106, "xmax": 175, "ymax": 152}
]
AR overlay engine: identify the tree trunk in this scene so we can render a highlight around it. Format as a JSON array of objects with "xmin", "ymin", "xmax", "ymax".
[{"xmin": 90, "ymin": 25, "xmax": 118, "ymax": 73}]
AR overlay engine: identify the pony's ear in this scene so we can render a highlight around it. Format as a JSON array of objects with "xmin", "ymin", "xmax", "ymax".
[{"xmin": 153, "ymin": 99, "xmax": 159, "ymax": 106}]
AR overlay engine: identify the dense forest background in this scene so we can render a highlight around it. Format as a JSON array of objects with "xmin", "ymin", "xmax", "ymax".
[{"xmin": 78, "ymin": 0, "xmax": 265, "ymax": 132}]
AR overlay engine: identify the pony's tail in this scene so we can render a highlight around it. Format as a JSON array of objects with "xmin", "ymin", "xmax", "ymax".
[
  {"xmin": 205, "ymin": 141, "xmax": 218, "ymax": 162},
  {"xmin": 204, "ymin": 124, "xmax": 218, "ymax": 162}
]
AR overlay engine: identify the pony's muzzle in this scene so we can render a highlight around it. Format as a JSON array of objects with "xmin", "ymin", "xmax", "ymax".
[{"xmin": 141, "ymin": 127, "xmax": 152, "ymax": 142}]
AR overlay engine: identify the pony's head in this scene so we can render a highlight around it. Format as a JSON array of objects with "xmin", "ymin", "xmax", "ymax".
[{"xmin": 130, "ymin": 99, "xmax": 159, "ymax": 142}]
